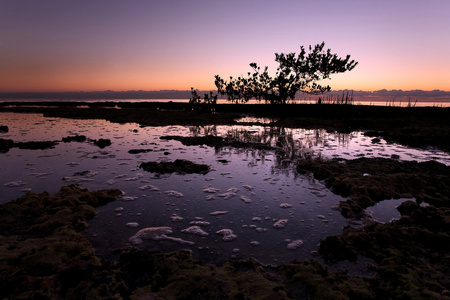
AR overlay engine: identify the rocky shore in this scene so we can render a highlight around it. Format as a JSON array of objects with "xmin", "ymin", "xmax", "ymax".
[{"xmin": 1, "ymin": 103, "xmax": 449, "ymax": 299}]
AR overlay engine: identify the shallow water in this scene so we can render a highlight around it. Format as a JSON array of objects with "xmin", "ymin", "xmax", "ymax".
[{"xmin": 1, "ymin": 112, "xmax": 449, "ymax": 265}]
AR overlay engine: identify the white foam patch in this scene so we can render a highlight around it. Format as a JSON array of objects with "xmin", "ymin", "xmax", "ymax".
[
  {"xmin": 138, "ymin": 184, "xmax": 160, "ymax": 191},
  {"xmin": 210, "ymin": 211, "xmax": 228, "ymax": 216},
  {"xmin": 62, "ymin": 177, "xmax": 94, "ymax": 183},
  {"xmin": 126, "ymin": 222, "xmax": 139, "ymax": 228},
  {"xmin": 162, "ymin": 236, "xmax": 195, "ymax": 245},
  {"xmin": 165, "ymin": 190, "xmax": 184, "ymax": 197},
  {"xmin": 216, "ymin": 229, "xmax": 237, "ymax": 241},
  {"xmin": 240, "ymin": 195, "xmax": 252, "ymax": 203},
  {"xmin": 280, "ymin": 203, "xmax": 292, "ymax": 208},
  {"xmin": 121, "ymin": 196, "xmax": 138, "ymax": 201},
  {"xmin": 181, "ymin": 226, "xmax": 209, "ymax": 237},
  {"xmin": 4, "ymin": 180, "xmax": 27, "ymax": 187},
  {"xmin": 30, "ymin": 172, "xmax": 52, "ymax": 178},
  {"xmin": 311, "ymin": 190, "xmax": 327, "ymax": 197},
  {"xmin": 217, "ymin": 192, "xmax": 236, "ymax": 199},
  {"xmin": 287, "ymin": 239, "xmax": 304, "ymax": 250},
  {"xmin": 170, "ymin": 215, "xmax": 184, "ymax": 222},
  {"xmin": 124, "ymin": 173, "xmax": 144, "ymax": 181},
  {"xmin": 129, "ymin": 227, "xmax": 173, "ymax": 245},
  {"xmin": 273, "ymin": 219, "xmax": 288, "ymax": 229},
  {"xmin": 190, "ymin": 220, "xmax": 210, "ymax": 227},
  {"xmin": 203, "ymin": 187, "xmax": 220, "ymax": 193}
]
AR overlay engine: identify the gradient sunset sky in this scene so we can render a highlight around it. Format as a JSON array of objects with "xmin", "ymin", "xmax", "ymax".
[{"xmin": 1, "ymin": 0, "xmax": 449, "ymax": 93}]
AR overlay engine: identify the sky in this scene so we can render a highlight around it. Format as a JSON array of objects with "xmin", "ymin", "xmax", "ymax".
[{"xmin": 1, "ymin": 0, "xmax": 449, "ymax": 93}]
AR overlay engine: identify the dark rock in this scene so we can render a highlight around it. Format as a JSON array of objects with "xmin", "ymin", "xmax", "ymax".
[
  {"xmin": 0, "ymin": 125, "xmax": 8, "ymax": 133},
  {"xmin": 93, "ymin": 138, "xmax": 111, "ymax": 148},
  {"xmin": 62, "ymin": 135, "xmax": 87, "ymax": 142},
  {"xmin": 140, "ymin": 159, "xmax": 210, "ymax": 174},
  {"xmin": 0, "ymin": 138, "xmax": 14, "ymax": 153},
  {"xmin": 0, "ymin": 185, "xmax": 122, "ymax": 299},
  {"xmin": 397, "ymin": 200, "xmax": 420, "ymax": 216},
  {"xmin": 371, "ymin": 138, "xmax": 381, "ymax": 143},
  {"xmin": 128, "ymin": 149, "xmax": 153, "ymax": 154},
  {"xmin": 14, "ymin": 140, "xmax": 58, "ymax": 150},
  {"xmin": 296, "ymin": 157, "xmax": 450, "ymax": 212}
]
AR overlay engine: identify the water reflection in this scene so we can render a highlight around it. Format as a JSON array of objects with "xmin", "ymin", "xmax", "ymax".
[
  {"xmin": 189, "ymin": 126, "xmax": 353, "ymax": 168},
  {"xmin": 1, "ymin": 112, "xmax": 449, "ymax": 266},
  {"xmin": 188, "ymin": 124, "xmax": 450, "ymax": 167}
]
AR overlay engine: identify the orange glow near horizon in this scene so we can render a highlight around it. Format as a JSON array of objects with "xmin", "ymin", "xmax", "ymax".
[
  {"xmin": 2, "ymin": 59, "xmax": 449, "ymax": 93},
  {"xmin": 1, "ymin": 60, "xmax": 449, "ymax": 93},
  {"xmin": 1, "ymin": 1, "xmax": 449, "ymax": 94}
]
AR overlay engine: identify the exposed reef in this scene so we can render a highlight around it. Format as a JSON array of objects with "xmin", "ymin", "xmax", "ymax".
[
  {"xmin": 2, "ymin": 104, "xmax": 450, "ymax": 298},
  {"xmin": 0, "ymin": 135, "xmax": 111, "ymax": 153},
  {"xmin": 297, "ymin": 157, "xmax": 450, "ymax": 219},
  {"xmin": 62, "ymin": 135, "xmax": 87, "ymax": 142},
  {"xmin": 0, "ymin": 138, "xmax": 57, "ymax": 152},
  {"xmin": 297, "ymin": 156, "xmax": 450, "ymax": 298},
  {"xmin": 93, "ymin": 138, "xmax": 112, "ymax": 148},
  {"xmin": 0, "ymin": 138, "xmax": 14, "ymax": 153},
  {"xmin": 319, "ymin": 204, "xmax": 450, "ymax": 299},
  {"xmin": 139, "ymin": 159, "xmax": 210, "ymax": 174},
  {"xmin": 0, "ymin": 185, "xmax": 381, "ymax": 299},
  {"xmin": 128, "ymin": 148, "xmax": 153, "ymax": 154},
  {"xmin": 0, "ymin": 185, "xmax": 123, "ymax": 299}
]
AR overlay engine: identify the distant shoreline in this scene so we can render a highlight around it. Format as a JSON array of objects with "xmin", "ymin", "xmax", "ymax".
[
  {"xmin": 1, "ymin": 98, "xmax": 449, "ymax": 107},
  {"xmin": 0, "ymin": 89, "xmax": 449, "ymax": 105}
]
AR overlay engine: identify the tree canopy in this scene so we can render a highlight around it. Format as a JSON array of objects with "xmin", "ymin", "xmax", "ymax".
[{"xmin": 214, "ymin": 42, "xmax": 358, "ymax": 104}]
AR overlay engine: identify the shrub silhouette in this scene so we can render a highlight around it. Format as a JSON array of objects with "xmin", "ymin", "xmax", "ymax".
[{"xmin": 215, "ymin": 42, "xmax": 358, "ymax": 104}]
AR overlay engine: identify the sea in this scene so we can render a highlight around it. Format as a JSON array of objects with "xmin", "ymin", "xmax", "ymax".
[
  {"xmin": 1, "ymin": 97, "xmax": 450, "ymax": 107},
  {"xmin": 1, "ymin": 106, "xmax": 449, "ymax": 265}
]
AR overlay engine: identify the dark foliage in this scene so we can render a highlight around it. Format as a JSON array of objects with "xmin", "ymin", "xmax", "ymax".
[{"xmin": 215, "ymin": 42, "xmax": 358, "ymax": 104}]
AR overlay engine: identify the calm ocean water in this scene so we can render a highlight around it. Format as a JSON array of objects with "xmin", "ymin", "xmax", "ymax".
[
  {"xmin": 1, "ymin": 97, "xmax": 450, "ymax": 107},
  {"xmin": 1, "ymin": 111, "xmax": 449, "ymax": 265}
]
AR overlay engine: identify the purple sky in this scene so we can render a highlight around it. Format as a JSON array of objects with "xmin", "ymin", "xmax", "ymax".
[{"xmin": 1, "ymin": 0, "xmax": 449, "ymax": 92}]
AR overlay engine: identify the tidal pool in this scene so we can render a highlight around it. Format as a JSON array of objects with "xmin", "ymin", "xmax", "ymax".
[{"xmin": 1, "ymin": 112, "xmax": 448, "ymax": 265}]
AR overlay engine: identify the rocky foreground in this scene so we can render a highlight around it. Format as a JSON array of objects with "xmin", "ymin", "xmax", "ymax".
[
  {"xmin": 1, "ymin": 159, "xmax": 449, "ymax": 299},
  {"xmin": 1, "ymin": 103, "xmax": 450, "ymax": 298}
]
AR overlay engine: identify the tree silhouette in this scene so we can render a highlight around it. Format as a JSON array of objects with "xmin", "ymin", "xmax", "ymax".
[
  {"xmin": 189, "ymin": 87, "xmax": 217, "ymax": 111},
  {"xmin": 215, "ymin": 42, "xmax": 358, "ymax": 104}
]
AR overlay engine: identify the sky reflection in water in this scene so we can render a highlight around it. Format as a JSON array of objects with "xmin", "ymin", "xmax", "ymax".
[{"xmin": 1, "ymin": 112, "xmax": 449, "ymax": 265}]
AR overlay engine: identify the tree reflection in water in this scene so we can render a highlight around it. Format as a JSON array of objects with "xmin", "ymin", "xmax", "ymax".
[{"xmin": 188, "ymin": 125, "xmax": 352, "ymax": 169}]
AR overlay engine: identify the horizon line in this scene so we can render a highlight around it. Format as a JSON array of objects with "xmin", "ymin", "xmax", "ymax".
[{"xmin": 1, "ymin": 88, "xmax": 449, "ymax": 94}]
